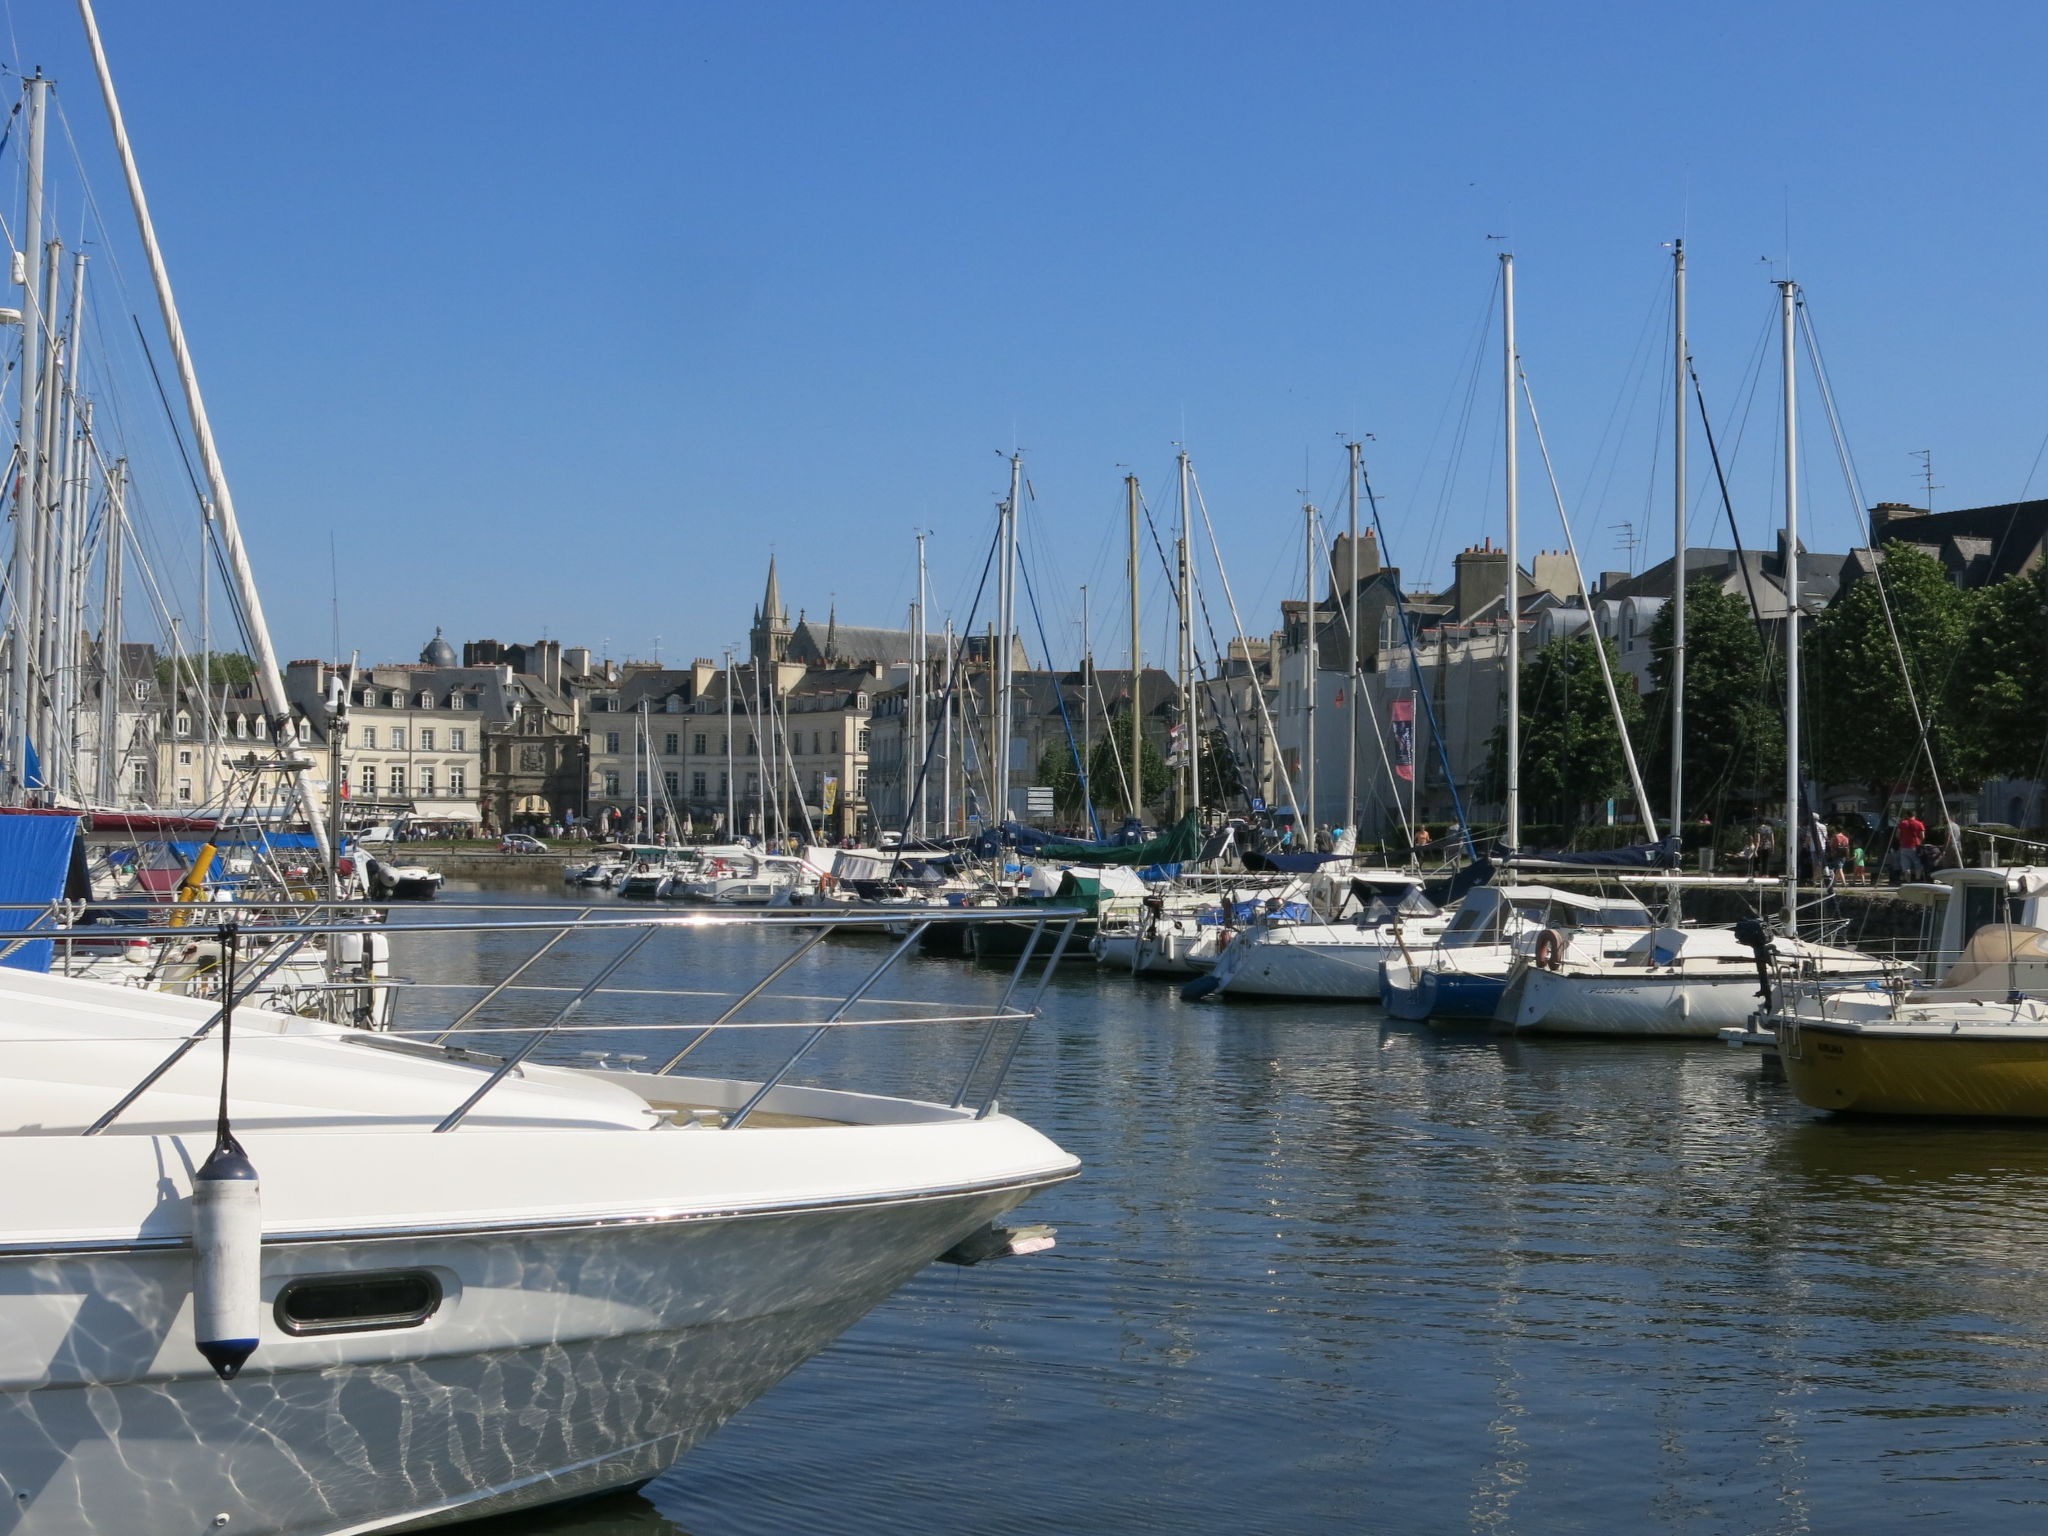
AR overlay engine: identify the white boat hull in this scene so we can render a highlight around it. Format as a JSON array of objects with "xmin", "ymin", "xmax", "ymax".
[
  {"xmin": 1505, "ymin": 966, "xmax": 1770, "ymax": 1038},
  {"xmin": 1207, "ymin": 926, "xmax": 1430, "ymax": 1001},
  {"xmin": 0, "ymin": 1180, "xmax": 1045, "ymax": 1535}
]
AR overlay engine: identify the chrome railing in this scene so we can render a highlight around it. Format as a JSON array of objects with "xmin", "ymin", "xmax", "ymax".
[{"xmin": 0, "ymin": 903, "xmax": 1083, "ymax": 1134}]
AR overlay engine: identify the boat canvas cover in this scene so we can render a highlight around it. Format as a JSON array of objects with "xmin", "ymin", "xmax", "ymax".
[
  {"xmin": 0, "ymin": 812, "xmax": 81, "ymax": 971},
  {"xmin": 1030, "ymin": 813, "xmax": 1204, "ymax": 868}
]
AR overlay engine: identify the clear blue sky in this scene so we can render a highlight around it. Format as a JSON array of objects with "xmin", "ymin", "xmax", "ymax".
[{"xmin": 21, "ymin": 1, "xmax": 2048, "ymax": 671}]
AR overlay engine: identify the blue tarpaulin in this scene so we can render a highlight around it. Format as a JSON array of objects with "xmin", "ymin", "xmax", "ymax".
[{"xmin": 0, "ymin": 813, "xmax": 80, "ymax": 971}]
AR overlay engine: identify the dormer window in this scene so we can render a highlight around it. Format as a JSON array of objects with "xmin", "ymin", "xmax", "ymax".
[
  {"xmin": 175, "ymin": 712, "xmax": 191, "ymax": 737},
  {"xmin": 417, "ymin": 691, "xmax": 433, "ymax": 709},
  {"xmin": 359, "ymin": 691, "xmax": 375, "ymax": 708},
  {"xmin": 449, "ymin": 693, "xmax": 465, "ymax": 711}
]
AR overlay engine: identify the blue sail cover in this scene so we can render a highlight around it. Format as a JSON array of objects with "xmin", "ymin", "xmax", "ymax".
[{"xmin": 0, "ymin": 812, "xmax": 81, "ymax": 971}]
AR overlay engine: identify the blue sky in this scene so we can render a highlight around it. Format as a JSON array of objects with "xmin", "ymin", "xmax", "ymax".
[{"xmin": 18, "ymin": 1, "xmax": 2048, "ymax": 671}]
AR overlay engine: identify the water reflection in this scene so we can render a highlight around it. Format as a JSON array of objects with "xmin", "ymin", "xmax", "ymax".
[{"xmin": 409, "ymin": 881, "xmax": 2048, "ymax": 1533}]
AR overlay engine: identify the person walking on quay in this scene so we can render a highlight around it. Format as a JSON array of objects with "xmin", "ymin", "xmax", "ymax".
[
  {"xmin": 1753, "ymin": 815, "xmax": 1777, "ymax": 878},
  {"xmin": 1895, "ymin": 811, "xmax": 1927, "ymax": 883}
]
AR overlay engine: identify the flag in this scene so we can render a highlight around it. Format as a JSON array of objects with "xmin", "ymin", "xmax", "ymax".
[
  {"xmin": 823, "ymin": 776, "xmax": 839, "ymax": 815},
  {"xmin": 1390, "ymin": 698, "xmax": 1415, "ymax": 782}
]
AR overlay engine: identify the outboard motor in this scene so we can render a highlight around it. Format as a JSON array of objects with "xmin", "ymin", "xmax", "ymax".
[{"xmin": 1733, "ymin": 917, "xmax": 1775, "ymax": 1011}]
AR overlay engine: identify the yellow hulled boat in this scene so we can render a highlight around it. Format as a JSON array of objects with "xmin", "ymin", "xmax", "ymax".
[{"xmin": 1777, "ymin": 921, "xmax": 2048, "ymax": 1117}]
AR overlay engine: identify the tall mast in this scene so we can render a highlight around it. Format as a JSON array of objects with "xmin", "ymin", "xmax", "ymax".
[
  {"xmin": 1125, "ymin": 473, "xmax": 1143, "ymax": 823},
  {"xmin": 942, "ymin": 620, "xmax": 956, "ymax": 833},
  {"xmin": 1176, "ymin": 450, "xmax": 1194, "ymax": 819},
  {"xmin": 6, "ymin": 71, "xmax": 47, "ymax": 802},
  {"xmin": 1501, "ymin": 251, "xmax": 1522, "ymax": 855},
  {"xmin": 1670, "ymin": 239, "xmax": 1688, "ymax": 872},
  {"xmin": 78, "ymin": 0, "xmax": 330, "ymax": 860},
  {"xmin": 1345, "ymin": 440, "xmax": 1363, "ymax": 841},
  {"xmin": 723, "ymin": 647, "xmax": 735, "ymax": 836},
  {"xmin": 913, "ymin": 531, "xmax": 927, "ymax": 837},
  {"xmin": 1779, "ymin": 278, "xmax": 1801, "ymax": 935},
  {"xmin": 996, "ymin": 455, "xmax": 1020, "ymax": 824},
  {"xmin": 1303, "ymin": 502, "xmax": 1318, "ymax": 841},
  {"xmin": 1079, "ymin": 583, "xmax": 1091, "ymax": 822},
  {"xmin": 33, "ymin": 238, "xmax": 62, "ymax": 795},
  {"xmin": 98, "ymin": 458, "xmax": 126, "ymax": 804}
]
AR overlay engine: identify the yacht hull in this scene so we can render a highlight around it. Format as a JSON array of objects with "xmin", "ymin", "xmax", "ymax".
[
  {"xmin": 0, "ymin": 1180, "xmax": 1054, "ymax": 1535},
  {"xmin": 1507, "ymin": 968, "xmax": 1769, "ymax": 1039},
  {"xmin": 1380, "ymin": 959, "xmax": 1506, "ymax": 1023},
  {"xmin": 1207, "ymin": 931, "xmax": 1407, "ymax": 1001},
  {"xmin": 1779, "ymin": 1017, "xmax": 2048, "ymax": 1117}
]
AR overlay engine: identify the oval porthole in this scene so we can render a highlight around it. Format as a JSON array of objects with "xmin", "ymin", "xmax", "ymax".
[{"xmin": 274, "ymin": 1270, "xmax": 443, "ymax": 1336}]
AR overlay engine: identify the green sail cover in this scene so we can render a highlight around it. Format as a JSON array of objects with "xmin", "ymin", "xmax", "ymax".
[{"xmin": 1032, "ymin": 812, "xmax": 1204, "ymax": 867}]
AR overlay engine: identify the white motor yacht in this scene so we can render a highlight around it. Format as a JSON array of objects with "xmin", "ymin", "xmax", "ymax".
[{"xmin": 0, "ymin": 906, "xmax": 1078, "ymax": 1533}]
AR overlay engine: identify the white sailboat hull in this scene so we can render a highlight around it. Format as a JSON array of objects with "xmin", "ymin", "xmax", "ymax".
[
  {"xmin": 1206, "ymin": 923, "xmax": 1442, "ymax": 1002},
  {"xmin": 1506, "ymin": 966, "xmax": 1769, "ymax": 1038}
]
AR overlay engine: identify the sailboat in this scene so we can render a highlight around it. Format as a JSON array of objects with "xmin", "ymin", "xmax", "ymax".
[
  {"xmin": 1504, "ymin": 264, "xmax": 1901, "ymax": 1038},
  {"xmin": 1381, "ymin": 251, "xmax": 1542, "ymax": 1022}
]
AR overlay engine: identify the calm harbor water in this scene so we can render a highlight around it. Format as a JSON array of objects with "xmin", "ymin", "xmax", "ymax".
[{"xmin": 414, "ymin": 880, "xmax": 2048, "ymax": 1535}]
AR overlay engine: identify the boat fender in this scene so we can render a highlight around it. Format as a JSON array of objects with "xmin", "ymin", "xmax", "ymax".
[
  {"xmin": 192, "ymin": 1135, "xmax": 261, "ymax": 1382},
  {"xmin": 1534, "ymin": 928, "xmax": 1565, "ymax": 971}
]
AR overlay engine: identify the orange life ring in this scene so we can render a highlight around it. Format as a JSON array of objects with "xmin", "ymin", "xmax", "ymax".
[{"xmin": 1533, "ymin": 928, "xmax": 1565, "ymax": 971}]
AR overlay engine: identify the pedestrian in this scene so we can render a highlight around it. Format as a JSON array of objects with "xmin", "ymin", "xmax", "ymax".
[
  {"xmin": 1753, "ymin": 815, "xmax": 1776, "ymax": 877},
  {"xmin": 1828, "ymin": 827, "xmax": 1850, "ymax": 885},
  {"xmin": 1852, "ymin": 845, "xmax": 1867, "ymax": 884},
  {"xmin": 1896, "ymin": 810, "xmax": 1927, "ymax": 882}
]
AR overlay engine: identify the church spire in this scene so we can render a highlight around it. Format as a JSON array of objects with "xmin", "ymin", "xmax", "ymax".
[{"xmin": 751, "ymin": 555, "xmax": 792, "ymax": 667}]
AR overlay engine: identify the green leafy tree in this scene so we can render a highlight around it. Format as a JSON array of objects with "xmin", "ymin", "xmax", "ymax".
[
  {"xmin": 156, "ymin": 651, "xmax": 257, "ymax": 691},
  {"xmin": 1947, "ymin": 566, "xmax": 2048, "ymax": 785},
  {"xmin": 1197, "ymin": 728, "xmax": 1244, "ymax": 807},
  {"xmin": 1085, "ymin": 729, "xmax": 1168, "ymax": 818},
  {"xmin": 1640, "ymin": 576, "xmax": 1784, "ymax": 819},
  {"xmin": 1034, "ymin": 740, "xmax": 1087, "ymax": 818},
  {"xmin": 1805, "ymin": 540, "xmax": 1969, "ymax": 801},
  {"xmin": 1483, "ymin": 633, "xmax": 1645, "ymax": 831}
]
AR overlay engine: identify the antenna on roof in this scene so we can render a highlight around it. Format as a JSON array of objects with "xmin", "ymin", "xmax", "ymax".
[{"xmin": 1912, "ymin": 449, "xmax": 1940, "ymax": 514}]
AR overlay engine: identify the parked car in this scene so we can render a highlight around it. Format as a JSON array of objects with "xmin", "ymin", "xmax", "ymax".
[{"xmin": 500, "ymin": 834, "xmax": 549, "ymax": 853}]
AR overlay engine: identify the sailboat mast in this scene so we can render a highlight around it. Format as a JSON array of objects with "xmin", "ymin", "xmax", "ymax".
[
  {"xmin": 1345, "ymin": 440, "xmax": 1362, "ymax": 841},
  {"xmin": 1670, "ymin": 239, "xmax": 1688, "ymax": 869},
  {"xmin": 1501, "ymin": 251, "xmax": 1521, "ymax": 855},
  {"xmin": 942, "ymin": 620, "xmax": 956, "ymax": 833},
  {"xmin": 1779, "ymin": 278, "xmax": 1801, "ymax": 935},
  {"xmin": 78, "ymin": 0, "xmax": 331, "ymax": 860},
  {"xmin": 1176, "ymin": 451, "xmax": 1194, "ymax": 819},
  {"xmin": 723, "ymin": 647, "xmax": 735, "ymax": 836},
  {"xmin": 98, "ymin": 459, "xmax": 126, "ymax": 804},
  {"xmin": 1126, "ymin": 473, "xmax": 1142, "ymax": 823},
  {"xmin": 996, "ymin": 455, "xmax": 1020, "ymax": 824},
  {"xmin": 6, "ymin": 71, "xmax": 46, "ymax": 803},
  {"xmin": 1303, "ymin": 503, "xmax": 1318, "ymax": 843},
  {"xmin": 913, "ymin": 531, "xmax": 927, "ymax": 838},
  {"xmin": 1079, "ymin": 583, "xmax": 1092, "ymax": 820}
]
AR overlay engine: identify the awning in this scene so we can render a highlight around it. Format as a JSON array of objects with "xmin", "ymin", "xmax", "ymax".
[{"xmin": 409, "ymin": 800, "xmax": 483, "ymax": 822}]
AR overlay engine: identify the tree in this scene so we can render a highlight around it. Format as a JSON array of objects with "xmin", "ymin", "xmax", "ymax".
[
  {"xmin": 1805, "ymin": 540, "xmax": 1970, "ymax": 801},
  {"xmin": 1034, "ymin": 740, "xmax": 1087, "ymax": 819},
  {"xmin": 1947, "ymin": 565, "xmax": 2048, "ymax": 785},
  {"xmin": 1483, "ymin": 633, "xmax": 1644, "ymax": 831},
  {"xmin": 1197, "ymin": 728, "xmax": 1245, "ymax": 807},
  {"xmin": 156, "ymin": 651, "xmax": 257, "ymax": 691},
  {"xmin": 1085, "ymin": 729, "xmax": 1168, "ymax": 818},
  {"xmin": 1640, "ymin": 576, "xmax": 1783, "ymax": 820}
]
